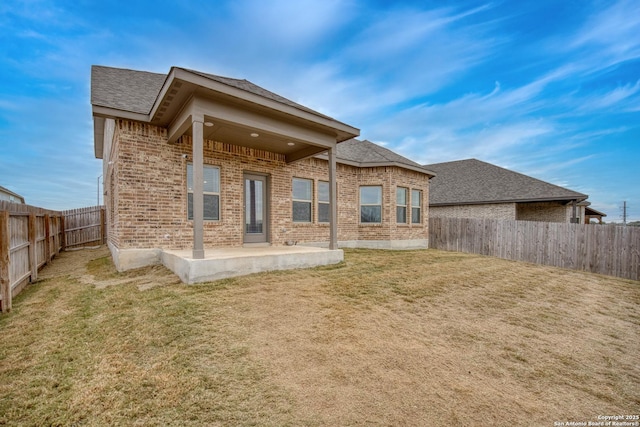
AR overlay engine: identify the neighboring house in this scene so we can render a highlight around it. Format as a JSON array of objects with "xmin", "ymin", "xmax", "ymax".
[
  {"xmin": 0, "ymin": 185, "xmax": 25, "ymax": 204},
  {"xmin": 91, "ymin": 65, "xmax": 434, "ymax": 274},
  {"xmin": 584, "ymin": 205, "xmax": 606, "ymax": 224},
  {"xmin": 424, "ymin": 159, "xmax": 589, "ymax": 223}
]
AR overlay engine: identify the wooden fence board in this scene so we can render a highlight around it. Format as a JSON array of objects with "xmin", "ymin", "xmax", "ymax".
[
  {"xmin": 63, "ymin": 206, "xmax": 105, "ymax": 248},
  {"xmin": 429, "ymin": 217, "xmax": 640, "ymax": 281}
]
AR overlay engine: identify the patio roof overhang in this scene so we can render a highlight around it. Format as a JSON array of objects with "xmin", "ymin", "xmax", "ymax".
[{"xmin": 93, "ymin": 67, "xmax": 360, "ymax": 163}]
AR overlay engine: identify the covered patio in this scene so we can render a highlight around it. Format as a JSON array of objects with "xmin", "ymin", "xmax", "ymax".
[
  {"xmin": 161, "ymin": 245, "xmax": 342, "ymax": 284},
  {"xmin": 92, "ymin": 65, "xmax": 363, "ymax": 283}
]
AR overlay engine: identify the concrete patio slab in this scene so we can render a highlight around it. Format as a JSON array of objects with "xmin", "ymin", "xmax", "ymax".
[{"xmin": 161, "ymin": 246, "xmax": 344, "ymax": 284}]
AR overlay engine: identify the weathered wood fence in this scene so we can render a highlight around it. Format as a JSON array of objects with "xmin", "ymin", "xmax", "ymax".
[
  {"xmin": 429, "ymin": 217, "xmax": 640, "ymax": 281},
  {"xmin": 63, "ymin": 206, "xmax": 106, "ymax": 249},
  {"xmin": 0, "ymin": 201, "xmax": 105, "ymax": 313}
]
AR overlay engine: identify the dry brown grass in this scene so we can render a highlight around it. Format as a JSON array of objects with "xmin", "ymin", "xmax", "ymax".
[{"xmin": 0, "ymin": 247, "xmax": 638, "ymax": 426}]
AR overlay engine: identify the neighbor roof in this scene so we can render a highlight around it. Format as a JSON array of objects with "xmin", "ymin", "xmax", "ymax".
[
  {"xmin": 316, "ymin": 139, "xmax": 435, "ymax": 176},
  {"xmin": 424, "ymin": 159, "xmax": 587, "ymax": 205},
  {"xmin": 585, "ymin": 206, "xmax": 607, "ymax": 217}
]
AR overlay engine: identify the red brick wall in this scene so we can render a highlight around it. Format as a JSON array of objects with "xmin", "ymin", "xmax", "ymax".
[{"xmin": 105, "ymin": 120, "xmax": 430, "ymax": 250}]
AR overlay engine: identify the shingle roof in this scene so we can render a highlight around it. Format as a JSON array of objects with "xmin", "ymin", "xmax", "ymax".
[
  {"xmin": 91, "ymin": 65, "xmax": 332, "ymax": 120},
  {"xmin": 329, "ymin": 139, "xmax": 434, "ymax": 175},
  {"xmin": 423, "ymin": 159, "xmax": 587, "ymax": 205},
  {"xmin": 91, "ymin": 66, "xmax": 166, "ymax": 114}
]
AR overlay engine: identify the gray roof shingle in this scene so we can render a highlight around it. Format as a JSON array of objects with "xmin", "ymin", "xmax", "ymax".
[
  {"xmin": 91, "ymin": 66, "xmax": 166, "ymax": 114},
  {"xmin": 334, "ymin": 139, "xmax": 433, "ymax": 174},
  {"xmin": 423, "ymin": 159, "xmax": 587, "ymax": 205}
]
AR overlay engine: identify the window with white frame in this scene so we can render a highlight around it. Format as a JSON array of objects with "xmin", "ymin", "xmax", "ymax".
[
  {"xmin": 396, "ymin": 187, "xmax": 408, "ymax": 223},
  {"xmin": 292, "ymin": 178, "xmax": 312, "ymax": 222},
  {"xmin": 187, "ymin": 163, "xmax": 220, "ymax": 220},
  {"xmin": 360, "ymin": 186, "xmax": 382, "ymax": 223},
  {"xmin": 318, "ymin": 181, "xmax": 330, "ymax": 223},
  {"xmin": 411, "ymin": 189, "xmax": 422, "ymax": 224}
]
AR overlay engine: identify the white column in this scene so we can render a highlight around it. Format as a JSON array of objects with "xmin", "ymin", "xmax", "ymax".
[
  {"xmin": 328, "ymin": 146, "xmax": 338, "ymax": 250},
  {"xmin": 192, "ymin": 116, "xmax": 205, "ymax": 259}
]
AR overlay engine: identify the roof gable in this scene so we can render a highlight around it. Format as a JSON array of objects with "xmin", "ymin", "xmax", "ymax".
[
  {"xmin": 182, "ymin": 68, "xmax": 331, "ymax": 119},
  {"xmin": 91, "ymin": 65, "xmax": 335, "ymax": 121},
  {"xmin": 424, "ymin": 159, "xmax": 587, "ymax": 205}
]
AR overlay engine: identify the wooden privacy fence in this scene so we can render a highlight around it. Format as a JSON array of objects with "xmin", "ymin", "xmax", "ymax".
[
  {"xmin": 429, "ymin": 217, "xmax": 640, "ymax": 281},
  {"xmin": 0, "ymin": 201, "xmax": 105, "ymax": 313},
  {"xmin": 63, "ymin": 206, "xmax": 106, "ymax": 249}
]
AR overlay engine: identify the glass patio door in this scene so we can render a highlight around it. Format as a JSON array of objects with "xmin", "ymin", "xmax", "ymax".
[{"xmin": 243, "ymin": 174, "xmax": 268, "ymax": 244}]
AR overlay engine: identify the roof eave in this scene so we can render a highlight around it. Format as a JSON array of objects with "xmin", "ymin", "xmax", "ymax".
[
  {"xmin": 315, "ymin": 154, "xmax": 435, "ymax": 175},
  {"xmin": 586, "ymin": 207, "xmax": 607, "ymax": 217},
  {"xmin": 152, "ymin": 67, "xmax": 360, "ymax": 141},
  {"xmin": 92, "ymin": 105, "xmax": 151, "ymax": 159},
  {"xmin": 430, "ymin": 195, "xmax": 588, "ymax": 206}
]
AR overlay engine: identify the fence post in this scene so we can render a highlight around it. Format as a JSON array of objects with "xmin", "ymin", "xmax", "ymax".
[
  {"xmin": 60, "ymin": 214, "xmax": 66, "ymax": 251},
  {"xmin": 44, "ymin": 214, "xmax": 51, "ymax": 265},
  {"xmin": 1, "ymin": 210, "xmax": 11, "ymax": 313},
  {"xmin": 100, "ymin": 207, "xmax": 106, "ymax": 245},
  {"xmin": 28, "ymin": 213, "xmax": 37, "ymax": 282}
]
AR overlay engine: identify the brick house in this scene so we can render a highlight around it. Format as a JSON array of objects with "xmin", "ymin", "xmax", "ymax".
[
  {"xmin": 91, "ymin": 65, "xmax": 434, "ymax": 281},
  {"xmin": 424, "ymin": 159, "xmax": 592, "ymax": 223}
]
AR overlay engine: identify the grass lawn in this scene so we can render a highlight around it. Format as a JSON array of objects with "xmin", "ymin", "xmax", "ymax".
[{"xmin": 0, "ymin": 246, "xmax": 638, "ymax": 426}]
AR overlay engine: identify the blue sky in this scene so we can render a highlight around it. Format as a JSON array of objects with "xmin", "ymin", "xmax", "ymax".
[{"xmin": 1, "ymin": 0, "xmax": 639, "ymax": 222}]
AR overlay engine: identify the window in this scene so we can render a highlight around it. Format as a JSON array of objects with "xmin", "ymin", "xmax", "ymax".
[
  {"xmin": 411, "ymin": 189, "xmax": 422, "ymax": 224},
  {"xmin": 396, "ymin": 187, "xmax": 408, "ymax": 223},
  {"xmin": 318, "ymin": 181, "xmax": 330, "ymax": 223},
  {"xmin": 360, "ymin": 186, "xmax": 382, "ymax": 223},
  {"xmin": 292, "ymin": 178, "xmax": 312, "ymax": 222},
  {"xmin": 187, "ymin": 163, "xmax": 220, "ymax": 220}
]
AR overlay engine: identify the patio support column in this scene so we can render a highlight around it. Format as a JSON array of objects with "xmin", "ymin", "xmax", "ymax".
[
  {"xmin": 192, "ymin": 116, "xmax": 205, "ymax": 259},
  {"xmin": 328, "ymin": 145, "xmax": 338, "ymax": 250}
]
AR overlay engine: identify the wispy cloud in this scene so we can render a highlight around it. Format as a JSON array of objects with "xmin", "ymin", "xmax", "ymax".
[
  {"xmin": 569, "ymin": 0, "xmax": 640, "ymax": 64},
  {"xmin": 576, "ymin": 80, "xmax": 640, "ymax": 112}
]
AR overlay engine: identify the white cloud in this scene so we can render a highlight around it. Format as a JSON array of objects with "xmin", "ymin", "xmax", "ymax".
[
  {"xmin": 563, "ymin": 0, "xmax": 640, "ymax": 75},
  {"xmin": 577, "ymin": 80, "xmax": 640, "ymax": 111},
  {"xmin": 226, "ymin": 0, "xmax": 353, "ymax": 48}
]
